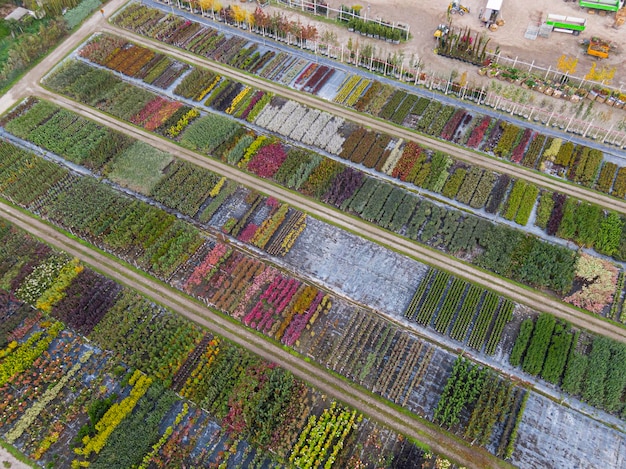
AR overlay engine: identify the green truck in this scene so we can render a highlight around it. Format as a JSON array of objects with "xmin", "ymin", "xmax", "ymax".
[
  {"xmin": 545, "ymin": 14, "xmax": 586, "ymax": 34},
  {"xmin": 579, "ymin": 0, "xmax": 624, "ymax": 12}
]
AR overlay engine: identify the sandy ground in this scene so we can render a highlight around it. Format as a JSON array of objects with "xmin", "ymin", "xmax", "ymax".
[
  {"xmin": 0, "ymin": 447, "xmax": 31, "ymax": 469},
  {"xmin": 248, "ymin": 0, "xmax": 626, "ymax": 87},
  {"xmin": 363, "ymin": 0, "xmax": 626, "ymax": 82},
  {"xmin": 216, "ymin": 0, "xmax": 626, "ymax": 130}
]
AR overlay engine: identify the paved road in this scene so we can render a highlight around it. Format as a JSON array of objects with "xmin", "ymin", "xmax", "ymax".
[{"xmin": 0, "ymin": 202, "xmax": 511, "ymax": 469}]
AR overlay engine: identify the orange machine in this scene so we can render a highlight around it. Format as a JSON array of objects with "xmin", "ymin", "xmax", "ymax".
[{"xmin": 587, "ymin": 37, "xmax": 610, "ymax": 58}]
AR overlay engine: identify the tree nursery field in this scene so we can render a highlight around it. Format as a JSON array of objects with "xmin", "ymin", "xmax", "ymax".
[
  {"xmin": 1, "ymin": 93, "xmax": 625, "ymax": 467},
  {"xmin": 43, "ymin": 34, "xmax": 626, "ymax": 322},
  {"xmin": 0, "ymin": 220, "xmax": 439, "ymax": 468},
  {"xmin": 1, "ymin": 0, "xmax": 626, "ymax": 468}
]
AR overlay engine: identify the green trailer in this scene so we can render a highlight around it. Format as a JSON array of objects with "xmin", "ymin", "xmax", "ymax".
[
  {"xmin": 546, "ymin": 14, "xmax": 587, "ymax": 35},
  {"xmin": 579, "ymin": 0, "xmax": 624, "ymax": 12}
]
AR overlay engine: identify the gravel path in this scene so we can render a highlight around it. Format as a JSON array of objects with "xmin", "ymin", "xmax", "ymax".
[
  {"xmin": 0, "ymin": 202, "xmax": 508, "ymax": 469},
  {"xmin": 31, "ymin": 86, "xmax": 626, "ymax": 347},
  {"xmin": 106, "ymin": 21, "xmax": 626, "ymax": 217},
  {"xmin": 0, "ymin": 446, "xmax": 31, "ymax": 469},
  {"xmin": 0, "ymin": 1, "xmax": 624, "ymax": 466}
]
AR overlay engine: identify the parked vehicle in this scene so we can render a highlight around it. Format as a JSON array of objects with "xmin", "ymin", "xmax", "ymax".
[
  {"xmin": 587, "ymin": 37, "xmax": 611, "ymax": 58},
  {"xmin": 579, "ymin": 0, "xmax": 624, "ymax": 13},
  {"xmin": 448, "ymin": 0, "xmax": 470, "ymax": 15},
  {"xmin": 479, "ymin": 0, "xmax": 502, "ymax": 26},
  {"xmin": 545, "ymin": 14, "xmax": 586, "ymax": 35}
]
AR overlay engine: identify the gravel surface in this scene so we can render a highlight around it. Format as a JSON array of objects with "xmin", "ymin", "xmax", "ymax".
[{"xmin": 1, "ymin": 2, "xmax": 625, "ymax": 467}]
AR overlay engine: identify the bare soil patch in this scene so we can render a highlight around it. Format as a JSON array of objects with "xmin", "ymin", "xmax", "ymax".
[{"xmin": 0, "ymin": 447, "xmax": 31, "ymax": 469}]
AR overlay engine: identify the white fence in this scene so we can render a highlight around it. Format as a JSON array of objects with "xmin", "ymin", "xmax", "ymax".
[
  {"xmin": 272, "ymin": 0, "xmax": 410, "ymax": 36},
  {"xmin": 486, "ymin": 52, "xmax": 625, "ymax": 96},
  {"xmin": 160, "ymin": 0, "xmax": 626, "ymax": 148}
]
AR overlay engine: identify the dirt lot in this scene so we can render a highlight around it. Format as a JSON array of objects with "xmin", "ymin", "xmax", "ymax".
[
  {"xmin": 362, "ymin": 0, "xmax": 626, "ymax": 83},
  {"xmin": 222, "ymin": 0, "xmax": 626, "ymax": 99},
  {"xmin": 0, "ymin": 446, "xmax": 30, "ymax": 469}
]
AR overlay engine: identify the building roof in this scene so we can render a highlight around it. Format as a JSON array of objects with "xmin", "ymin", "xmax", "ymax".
[
  {"xmin": 4, "ymin": 7, "xmax": 32, "ymax": 22},
  {"xmin": 485, "ymin": 0, "xmax": 503, "ymax": 11}
]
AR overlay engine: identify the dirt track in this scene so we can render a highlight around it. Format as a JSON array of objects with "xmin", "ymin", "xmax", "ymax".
[
  {"xmin": 31, "ymin": 84, "xmax": 626, "ymax": 347},
  {"xmin": 106, "ymin": 23, "xmax": 626, "ymax": 215},
  {"xmin": 0, "ymin": 2, "xmax": 513, "ymax": 467},
  {"xmin": 8, "ymin": 3, "xmax": 624, "ymax": 345},
  {"xmin": 2, "ymin": 0, "xmax": 625, "ymax": 217},
  {"xmin": 0, "ymin": 446, "xmax": 31, "ymax": 469},
  {"xmin": 0, "ymin": 1, "xmax": 623, "ymax": 466},
  {"xmin": 0, "ymin": 203, "xmax": 510, "ymax": 469},
  {"xmin": 14, "ymin": 0, "xmax": 626, "ymax": 341}
]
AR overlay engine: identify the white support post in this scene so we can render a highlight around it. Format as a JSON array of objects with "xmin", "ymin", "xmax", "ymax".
[
  {"xmin": 565, "ymin": 114, "xmax": 575, "ymax": 132},
  {"xmin": 604, "ymin": 123, "xmax": 615, "ymax": 143}
]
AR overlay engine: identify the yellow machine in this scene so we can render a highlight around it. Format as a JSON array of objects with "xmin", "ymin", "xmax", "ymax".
[
  {"xmin": 587, "ymin": 37, "xmax": 610, "ymax": 59},
  {"xmin": 434, "ymin": 23, "xmax": 450, "ymax": 38},
  {"xmin": 448, "ymin": 0, "xmax": 470, "ymax": 15}
]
